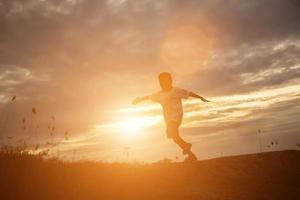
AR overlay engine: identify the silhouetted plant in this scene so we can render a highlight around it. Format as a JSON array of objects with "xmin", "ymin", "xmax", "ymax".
[
  {"xmin": 64, "ymin": 131, "xmax": 69, "ymax": 140},
  {"xmin": 34, "ymin": 124, "xmax": 39, "ymax": 138},
  {"xmin": 72, "ymin": 150, "xmax": 77, "ymax": 162},
  {"xmin": 47, "ymin": 115, "xmax": 56, "ymax": 140},
  {"xmin": 11, "ymin": 96, "xmax": 16, "ymax": 102},
  {"xmin": 157, "ymin": 158, "xmax": 172, "ymax": 164},
  {"xmin": 31, "ymin": 107, "xmax": 36, "ymax": 114},
  {"xmin": 258, "ymin": 129, "xmax": 263, "ymax": 153},
  {"xmin": 28, "ymin": 107, "xmax": 37, "ymax": 140},
  {"xmin": 0, "ymin": 142, "xmax": 49, "ymax": 159},
  {"xmin": 0, "ymin": 95, "xmax": 17, "ymax": 139},
  {"xmin": 123, "ymin": 146, "xmax": 131, "ymax": 161},
  {"xmin": 22, "ymin": 117, "xmax": 26, "ymax": 132},
  {"xmin": 268, "ymin": 140, "xmax": 279, "ymax": 151}
]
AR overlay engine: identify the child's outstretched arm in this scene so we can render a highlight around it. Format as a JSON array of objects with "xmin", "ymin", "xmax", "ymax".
[
  {"xmin": 132, "ymin": 96, "xmax": 150, "ymax": 105},
  {"xmin": 189, "ymin": 92, "xmax": 210, "ymax": 102}
]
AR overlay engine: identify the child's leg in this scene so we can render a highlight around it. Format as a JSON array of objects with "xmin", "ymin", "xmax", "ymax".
[{"xmin": 166, "ymin": 121, "xmax": 191, "ymax": 154}]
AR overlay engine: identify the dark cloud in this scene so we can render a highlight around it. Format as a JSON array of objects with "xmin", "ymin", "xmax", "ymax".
[
  {"xmin": 168, "ymin": 0, "xmax": 300, "ymax": 46},
  {"xmin": 188, "ymin": 39, "xmax": 300, "ymax": 96}
]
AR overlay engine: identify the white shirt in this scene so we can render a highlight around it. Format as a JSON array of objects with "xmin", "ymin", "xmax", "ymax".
[{"xmin": 150, "ymin": 87, "xmax": 190, "ymax": 124}]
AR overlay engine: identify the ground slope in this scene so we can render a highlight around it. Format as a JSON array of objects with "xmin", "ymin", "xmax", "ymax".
[{"xmin": 1, "ymin": 150, "xmax": 300, "ymax": 200}]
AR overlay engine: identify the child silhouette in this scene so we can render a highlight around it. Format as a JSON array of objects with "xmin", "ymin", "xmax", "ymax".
[{"xmin": 133, "ymin": 72, "xmax": 210, "ymax": 162}]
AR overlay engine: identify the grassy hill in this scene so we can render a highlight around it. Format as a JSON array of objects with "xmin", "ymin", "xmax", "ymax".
[{"xmin": 1, "ymin": 150, "xmax": 300, "ymax": 200}]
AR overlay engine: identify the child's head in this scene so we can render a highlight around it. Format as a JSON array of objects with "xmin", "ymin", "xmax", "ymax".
[{"xmin": 158, "ymin": 72, "xmax": 172, "ymax": 90}]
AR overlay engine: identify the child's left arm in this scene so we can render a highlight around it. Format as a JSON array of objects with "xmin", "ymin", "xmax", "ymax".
[
  {"xmin": 189, "ymin": 92, "xmax": 210, "ymax": 102},
  {"xmin": 132, "ymin": 95, "xmax": 150, "ymax": 105}
]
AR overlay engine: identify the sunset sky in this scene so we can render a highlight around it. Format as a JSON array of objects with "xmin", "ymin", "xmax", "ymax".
[{"xmin": 0, "ymin": 0, "xmax": 300, "ymax": 162}]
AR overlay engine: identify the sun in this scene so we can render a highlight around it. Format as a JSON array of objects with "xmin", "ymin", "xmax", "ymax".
[
  {"xmin": 118, "ymin": 115, "xmax": 160, "ymax": 137},
  {"xmin": 121, "ymin": 118, "xmax": 142, "ymax": 136}
]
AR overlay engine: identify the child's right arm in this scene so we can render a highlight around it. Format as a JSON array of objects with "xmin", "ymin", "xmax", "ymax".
[{"xmin": 132, "ymin": 96, "xmax": 150, "ymax": 105}]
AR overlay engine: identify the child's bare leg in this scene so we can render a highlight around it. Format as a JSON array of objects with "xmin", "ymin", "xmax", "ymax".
[
  {"xmin": 172, "ymin": 135, "xmax": 192, "ymax": 154},
  {"xmin": 167, "ymin": 121, "xmax": 192, "ymax": 154}
]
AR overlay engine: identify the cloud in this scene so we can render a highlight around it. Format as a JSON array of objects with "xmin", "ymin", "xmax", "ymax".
[
  {"xmin": 0, "ymin": 65, "xmax": 31, "ymax": 87},
  {"xmin": 185, "ymin": 37, "xmax": 300, "ymax": 96}
]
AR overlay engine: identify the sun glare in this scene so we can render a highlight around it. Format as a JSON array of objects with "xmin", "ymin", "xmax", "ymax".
[
  {"xmin": 95, "ymin": 110, "xmax": 162, "ymax": 138},
  {"xmin": 121, "ymin": 118, "xmax": 141, "ymax": 136},
  {"xmin": 117, "ymin": 115, "xmax": 161, "ymax": 137}
]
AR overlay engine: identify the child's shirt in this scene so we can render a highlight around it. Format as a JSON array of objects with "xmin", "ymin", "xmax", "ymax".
[{"xmin": 150, "ymin": 87, "xmax": 190, "ymax": 124}]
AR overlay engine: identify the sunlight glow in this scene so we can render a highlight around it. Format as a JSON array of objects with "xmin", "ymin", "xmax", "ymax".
[
  {"xmin": 121, "ymin": 118, "xmax": 142, "ymax": 136},
  {"xmin": 95, "ymin": 116, "xmax": 162, "ymax": 137},
  {"xmin": 112, "ymin": 84, "xmax": 300, "ymax": 129},
  {"xmin": 160, "ymin": 22, "xmax": 218, "ymax": 75}
]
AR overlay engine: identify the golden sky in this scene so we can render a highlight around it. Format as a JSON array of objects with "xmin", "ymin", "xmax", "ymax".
[{"xmin": 0, "ymin": 0, "xmax": 300, "ymax": 162}]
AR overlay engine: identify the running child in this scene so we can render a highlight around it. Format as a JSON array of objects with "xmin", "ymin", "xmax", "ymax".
[{"xmin": 132, "ymin": 72, "xmax": 210, "ymax": 161}]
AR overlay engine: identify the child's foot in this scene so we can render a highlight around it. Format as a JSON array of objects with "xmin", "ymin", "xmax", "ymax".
[
  {"xmin": 182, "ymin": 143, "xmax": 192, "ymax": 155},
  {"xmin": 184, "ymin": 152, "xmax": 198, "ymax": 163}
]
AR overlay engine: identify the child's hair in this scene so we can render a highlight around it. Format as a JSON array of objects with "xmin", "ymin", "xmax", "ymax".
[{"xmin": 158, "ymin": 72, "xmax": 172, "ymax": 82}]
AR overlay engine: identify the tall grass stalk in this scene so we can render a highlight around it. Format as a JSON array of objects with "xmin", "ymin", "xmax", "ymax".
[{"xmin": 0, "ymin": 96, "xmax": 16, "ymax": 139}]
